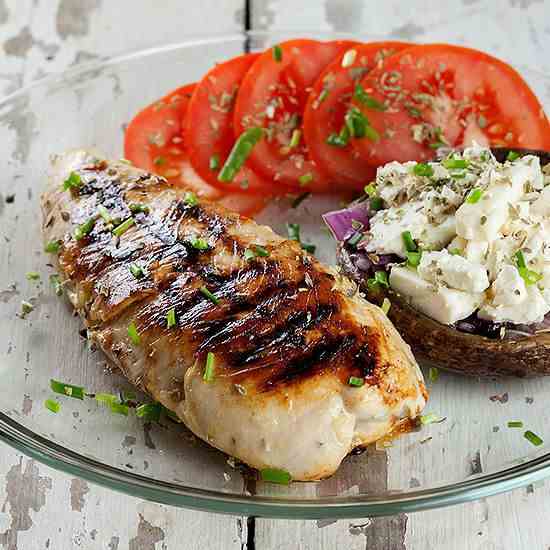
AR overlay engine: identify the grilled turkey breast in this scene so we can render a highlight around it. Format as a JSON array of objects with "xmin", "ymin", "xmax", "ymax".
[{"xmin": 41, "ymin": 150, "xmax": 427, "ymax": 481}]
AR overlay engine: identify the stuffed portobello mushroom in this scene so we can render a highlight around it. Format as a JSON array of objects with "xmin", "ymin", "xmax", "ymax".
[{"xmin": 327, "ymin": 145, "xmax": 550, "ymax": 377}]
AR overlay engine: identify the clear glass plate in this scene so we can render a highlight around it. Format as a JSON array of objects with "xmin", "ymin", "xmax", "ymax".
[{"xmin": 1, "ymin": 32, "xmax": 550, "ymax": 519}]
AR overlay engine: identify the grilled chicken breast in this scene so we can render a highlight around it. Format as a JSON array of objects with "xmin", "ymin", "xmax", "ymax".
[{"xmin": 41, "ymin": 150, "xmax": 427, "ymax": 481}]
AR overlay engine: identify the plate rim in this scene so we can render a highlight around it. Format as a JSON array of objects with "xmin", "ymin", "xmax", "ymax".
[{"xmin": 2, "ymin": 31, "xmax": 550, "ymax": 518}]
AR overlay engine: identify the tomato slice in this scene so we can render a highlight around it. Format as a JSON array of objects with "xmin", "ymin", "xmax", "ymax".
[
  {"xmin": 350, "ymin": 44, "xmax": 550, "ymax": 165},
  {"xmin": 303, "ymin": 41, "xmax": 409, "ymax": 189},
  {"xmin": 186, "ymin": 53, "xmax": 285, "ymax": 195},
  {"xmin": 124, "ymin": 83, "xmax": 266, "ymax": 216},
  {"xmin": 233, "ymin": 39, "xmax": 356, "ymax": 191}
]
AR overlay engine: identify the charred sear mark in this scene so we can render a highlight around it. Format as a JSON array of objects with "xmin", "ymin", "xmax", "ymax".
[
  {"xmin": 263, "ymin": 334, "xmax": 358, "ymax": 390},
  {"xmin": 59, "ymin": 160, "xmax": 377, "ymax": 391}
]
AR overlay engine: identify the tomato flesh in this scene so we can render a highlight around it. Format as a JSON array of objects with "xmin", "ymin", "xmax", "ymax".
[
  {"xmin": 234, "ymin": 39, "xmax": 356, "ymax": 191},
  {"xmin": 303, "ymin": 41, "xmax": 409, "ymax": 189},
  {"xmin": 186, "ymin": 53, "xmax": 283, "ymax": 195},
  {"xmin": 351, "ymin": 44, "xmax": 550, "ymax": 165},
  {"xmin": 124, "ymin": 83, "xmax": 266, "ymax": 216}
]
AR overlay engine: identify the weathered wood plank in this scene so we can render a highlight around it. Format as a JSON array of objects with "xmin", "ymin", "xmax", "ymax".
[{"xmin": 0, "ymin": 1, "xmax": 246, "ymax": 549}]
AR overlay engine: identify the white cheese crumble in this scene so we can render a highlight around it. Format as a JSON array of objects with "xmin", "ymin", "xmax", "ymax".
[{"xmin": 363, "ymin": 144, "xmax": 550, "ymax": 326}]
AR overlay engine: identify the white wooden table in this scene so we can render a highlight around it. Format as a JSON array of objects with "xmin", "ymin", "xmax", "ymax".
[{"xmin": 1, "ymin": 1, "xmax": 550, "ymax": 548}]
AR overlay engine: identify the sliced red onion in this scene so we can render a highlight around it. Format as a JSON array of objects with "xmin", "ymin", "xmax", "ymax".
[{"xmin": 322, "ymin": 202, "xmax": 371, "ymax": 242}]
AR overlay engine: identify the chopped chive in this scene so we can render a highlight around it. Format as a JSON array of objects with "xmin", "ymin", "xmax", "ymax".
[
  {"xmin": 402, "ymin": 231, "xmax": 417, "ymax": 252},
  {"xmin": 368, "ymin": 271, "xmax": 389, "ymax": 291},
  {"xmin": 318, "ymin": 89, "xmax": 329, "ymax": 104},
  {"xmin": 49, "ymin": 274, "xmax": 63, "ymax": 296},
  {"xmin": 200, "ymin": 286, "xmax": 220, "ymax": 305},
  {"xmin": 244, "ymin": 244, "xmax": 270, "ymax": 260},
  {"xmin": 341, "ymin": 48, "xmax": 357, "ymax": 68},
  {"xmin": 45, "ymin": 240, "xmax": 61, "ymax": 254},
  {"xmin": 289, "ymin": 129, "xmax": 301, "ymax": 149},
  {"xmin": 129, "ymin": 203, "xmax": 150, "ymax": 214},
  {"xmin": 74, "ymin": 217, "xmax": 97, "ymax": 240},
  {"xmin": 128, "ymin": 321, "xmax": 140, "ymax": 345},
  {"xmin": 260, "ymin": 467, "xmax": 291, "ymax": 485},
  {"xmin": 183, "ymin": 191, "xmax": 199, "ymax": 206},
  {"xmin": 112, "ymin": 217, "xmax": 135, "ymax": 237},
  {"xmin": 364, "ymin": 183, "xmax": 377, "ymax": 197},
  {"xmin": 477, "ymin": 114, "xmax": 487, "ymax": 128},
  {"xmin": 353, "ymin": 84, "xmax": 387, "ymax": 111},
  {"xmin": 166, "ymin": 307, "xmax": 177, "ymax": 329},
  {"xmin": 298, "ymin": 173, "xmax": 313, "ymax": 186},
  {"xmin": 515, "ymin": 250, "xmax": 527, "ymax": 269},
  {"xmin": 524, "ymin": 430, "xmax": 543, "ymax": 446},
  {"xmin": 95, "ymin": 393, "xmax": 119, "ymax": 406},
  {"xmin": 287, "ymin": 223, "xmax": 301, "ymax": 242},
  {"xmin": 45, "ymin": 399, "xmax": 60, "ymax": 413},
  {"xmin": 344, "ymin": 106, "xmax": 375, "ymax": 140},
  {"xmin": 374, "ymin": 270, "xmax": 389, "ymax": 288},
  {"xmin": 129, "ymin": 263, "xmax": 145, "ymax": 279},
  {"xmin": 370, "ymin": 197, "xmax": 384, "ymax": 211},
  {"xmin": 406, "ymin": 250, "xmax": 422, "ymax": 267},
  {"xmin": 301, "ymin": 243, "xmax": 316, "ymax": 254},
  {"xmin": 348, "ymin": 376, "xmax": 365, "ymax": 387},
  {"xmin": 429, "ymin": 140, "xmax": 447, "ymax": 149},
  {"xmin": 346, "ymin": 231, "xmax": 363, "ymax": 248},
  {"xmin": 254, "ymin": 244, "xmax": 269, "ymax": 257},
  {"xmin": 209, "ymin": 153, "xmax": 220, "ymax": 171},
  {"xmin": 153, "ymin": 156, "xmax": 166, "ymax": 166},
  {"xmin": 406, "ymin": 105, "xmax": 422, "ymax": 118},
  {"xmin": 26, "ymin": 271, "xmax": 40, "ymax": 281},
  {"xmin": 508, "ymin": 421, "xmax": 523, "ymax": 428},
  {"xmin": 449, "ymin": 248, "xmax": 463, "ymax": 256},
  {"xmin": 466, "ymin": 188, "xmax": 483, "ymax": 204},
  {"xmin": 244, "ymin": 249, "xmax": 256, "ymax": 261},
  {"xmin": 21, "ymin": 300, "xmax": 34, "ymax": 315},
  {"xmin": 97, "ymin": 205, "xmax": 112, "ymax": 224},
  {"xmin": 218, "ymin": 127, "xmax": 263, "ymax": 182},
  {"xmin": 189, "ymin": 237, "xmax": 209, "ymax": 250},
  {"xmin": 272, "ymin": 44, "xmax": 283, "ymax": 62},
  {"xmin": 413, "ymin": 163, "xmax": 434, "ymax": 177},
  {"xmin": 203, "ymin": 352, "xmax": 216, "ymax": 382},
  {"xmin": 507, "ymin": 151, "xmax": 521, "ymax": 162},
  {"xmin": 136, "ymin": 403, "xmax": 162, "ymax": 422},
  {"xmin": 442, "ymin": 158, "xmax": 469, "ymax": 170},
  {"xmin": 109, "ymin": 401, "xmax": 129, "ymax": 416},
  {"xmin": 515, "ymin": 250, "xmax": 542, "ymax": 286},
  {"xmin": 62, "ymin": 171, "xmax": 82, "ymax": 191},
  {"xmin": 364, "ymin": 125, "xmax": 380, "ymax": 142},
  {"xmin": 420, "ymin": 413, "xmax": 444, "ymax": 425},
  {"xmin": 519, "ymin": 266, "xmax": 543, "ymax": 285},
  {"xmin": 50, "ymin": 378, "xmax": 85, "ymax": 400},
  {"xmin": 381, "ymin": 297, "xmax": 391, "ymax": 315},
  {"xmin": 428, "ymin": 367, "xmax": 439, "ymax": 383},
  {"xmin": 291, "ymin": 191, "xmax": 311, "ymax": 208}
]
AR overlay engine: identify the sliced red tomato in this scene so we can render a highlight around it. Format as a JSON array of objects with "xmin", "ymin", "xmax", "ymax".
[
  {"xmin": 186, "ymin": 53, "xmax": 286, "ymax": 195},
  {"xmin": 233, "ymin": 39, "xmax": 357, "ymax": 191},
  {"xmin": 303, "ymin": 41, "xmax": 409, "ymax": 189},
  {"xmin": 350, "ymin": 44, "xmax": 550, "ymax": 165},
  {"xmin": 124, "ymin": 83, "xmax": 266, "ymax": 216}
]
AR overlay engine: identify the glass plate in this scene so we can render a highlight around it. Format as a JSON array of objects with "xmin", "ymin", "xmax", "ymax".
[{"xmin": 1, "ymin": 32, "xmax": 550, "ymax": 519}]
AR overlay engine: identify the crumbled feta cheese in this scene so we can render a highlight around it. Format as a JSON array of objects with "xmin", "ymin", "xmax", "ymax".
[
  {"xmin": 479, "ymin": 283, "xmax": 549, "ymax": 324},
  {"xmin": 363, "ymin": 145, "xmax": 550, "ymax": 326},
  {"xmin": 365, "ymin": 204, "xmax": 427, "ymax": 256},
  {"xmin": 418, "ymin": 250, "xmax": 489, "ymax": 293},
  {"xmin": 390, "ymin": 266, "xmax": 482, "ymax": 324}
]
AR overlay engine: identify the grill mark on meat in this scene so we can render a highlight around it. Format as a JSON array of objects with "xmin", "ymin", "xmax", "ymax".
[
  {"xmin": 261, "ymin": 334, "xmax": 358, "ymax": 390},
  {"xmin": 51, "ymin": 158, "xmax": 381, "ymax": 394}
]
